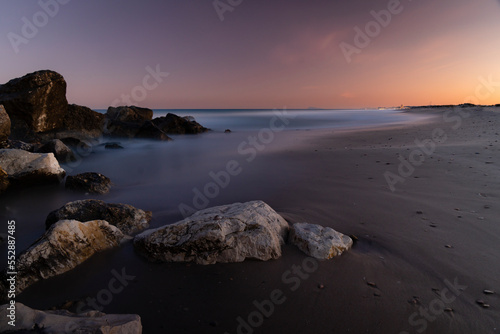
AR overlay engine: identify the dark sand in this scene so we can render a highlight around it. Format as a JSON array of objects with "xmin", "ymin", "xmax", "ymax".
[{"xmin": 7, "ymin": 107, "xmax": 500, "ymax": 333}]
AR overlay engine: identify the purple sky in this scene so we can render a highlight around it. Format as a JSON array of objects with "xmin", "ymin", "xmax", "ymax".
[{"xmin": 1, "ymin": 0, "xmax": 500, "ymax": 109}]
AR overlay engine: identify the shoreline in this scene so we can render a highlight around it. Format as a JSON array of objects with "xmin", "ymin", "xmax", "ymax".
[{"xmin": 2, "ymin": 107, "xmax": 499, "ymax": 333}]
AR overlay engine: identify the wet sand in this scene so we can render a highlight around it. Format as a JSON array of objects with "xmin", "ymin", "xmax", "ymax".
[{"xmin": 6, "ymin": 107, "xmax": 500, "ymax": 333}]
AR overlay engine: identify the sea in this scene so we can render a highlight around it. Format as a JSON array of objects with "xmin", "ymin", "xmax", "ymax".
[
  {"xmin": 0, "ymin": 108, "xmax": 433, "ymax": 330},
  {"xmin": 1, "ymin": 108, "xmax": 427, "ymax": 254}
]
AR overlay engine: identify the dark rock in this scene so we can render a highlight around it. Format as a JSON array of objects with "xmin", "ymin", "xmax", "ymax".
[
  {"xmin": 0, "ymin": 167, "xmax": 8, "ymax": 194},
  {"xmin": 105, "ymin": 142, "xmax": 124, "ymax": 149},
  {"xmin": 151, "ymin": 113, "xmax": 208, "ymax": 134},
  {"xmin": 62, "ymin": 104, "xmax": 105, "ymax": 138},
  {"xmin": 46, "ymin": 199, "xmax": 152, "ymax": 235},
  {"xmin": 60, "ymin": 137, "xmax": 92, "ymax": 153},
  {"xmin": 106, "ymin": 106, "xmax": 153, "ymax": 123},
  {"xmin": 37, "ymin": 139, "xmax": 75, "ymax": 163},
  {"xmin": 0, "ymin": 70, "xmax": 68, "ymax": 140},
  {"xmin": 1, "ymin": 139, "xmax": 35, "ymax": 152},
  {"xmin": 224, "ymin": 129, "xmax": 232, "ymax": 133},
  {"xmin": 104, "ymin": 119, "xmax": 142, "ymax": 138},
  {"xmin": 65, "ymin": 172, "xmax": 111, "ymax": 194},
  {"xmin": 0, "ymin": 105, "xmax": 10, "ymax": 143},
  {"xmin": 104, "ymin": 106, "xmax": 153, "ymax": 138},
  {"xmin": 135, "ymin": 121, "xmax": 172, "ymax": 141}
]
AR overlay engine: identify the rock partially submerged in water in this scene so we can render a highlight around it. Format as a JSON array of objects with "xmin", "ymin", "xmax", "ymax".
[
  {"xmin": 46, "ymin": 199, "xmax": 152, "ymax": 235},
  {"xmin": 0, "ymin": 303, "xmax": 142, "ymax": 334},
  {"xmin": 134, "ymin": 200, "xmax": 289, "ymax": 265},
  {"xmin": 37, "ymin": 139, "xmax": 75, "ymax": 163},
  {"xmin": 0, "ymin": 149, "xmax": 66, "ymax": 186},
  {"xmin": 1, "ymin": 220, "xmax": 124, "ymax": 295},
  {"xmin": 0, "ymin": 71, "xmax": 104, "ymax": 142},
  {"xmin": 65, "ymin": 172, "xmax": 111, "ymax": 194},
  {"xmin": 150, "ymin": 113, "xmax": 208, "ymax": 134},
  {"xmin": 289, "ymin": 223, "xmax": 353, "ymax": 259}
]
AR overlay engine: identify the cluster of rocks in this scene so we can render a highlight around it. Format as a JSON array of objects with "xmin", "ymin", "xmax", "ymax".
[
  {"xmin": 134, "ymin": 200, "xmax": 353, "ymax": 265},
  {"xmin": 0, "ymin": 70, "xmax": 209, "ymax": 195},
  {"xmin": 0, "ymin": 199, "xmax": 350, "ymax": 332}
]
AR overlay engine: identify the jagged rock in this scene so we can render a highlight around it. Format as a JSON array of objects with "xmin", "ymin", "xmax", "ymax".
[
  {"xmin": 107, "ymin": 106, "xmax": 153, "ymax": 123},
  {"xmin": 134, "ymin": 200, "xmax": 289, "ymax": 265},
  {"xmin": 288, "ymin": 223, "xmax": 353, "ymax": 259},
  {"xmin": 0, "ymin": 71, "xmax": 104, "ymax": 142},
  {"xmin": 104, "ymin": 106, "xmax": 153, "ymax": 138},
  {"xmin": 1, "ymin": 220, "xmax": 124, "ymax": 295},
  {"xmin": 46, "ymin": 199, "xmax": 152, "ymax": 235},
  {"xmin": 0, "ymin": 167, "xmax": 8, "ymax": 193},
  {"xmin": 151, "ymin": 113, "xmax": 208, "ymax": 134},
  {"xmin": 0, "ymin": 105, "xmax": 10, "ymax": 143},
  {"xmin": 0, "ymin": 303, "xmax": 142, "ymax": 334},
  {"xmin": 65, "ymin": 172, "xmax": 111, "ymax": 194},
  {"xmin": 60, "ymin": 104, "xmax": 105, "ymax": 139},
  {"xmin": 0, "ymin": 70, "xmax": 68, "ymax": 140},
  {"xmin": 37, "ymin": 139, "xmax": 75, "ymax": 163},
  {"xmin": 0, "ymin": 149, "xmax": 65, "ymax": 186},
  {"xmin": 135, "ymin": 121, "xmax": 172, "ymax": 141}
]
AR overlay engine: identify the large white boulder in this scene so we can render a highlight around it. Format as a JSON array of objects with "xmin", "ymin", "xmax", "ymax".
[
  {"xmin": 134, "ymin": 200, "xmax": 289, "ymax": 265},
  {"xmin": 0, "ymin": 303, "xmax": 142, "ymax": 334},
  {"xmin": 289, "ymin": 223, "xmax": 353, "ymax": 259},
  {"xmin": 0, "ymin": 149, "xmax": 65, "ymax": 185},
  {"xmin": 2, "ymin": 220, "xmax": 124, "ymax": 294}
]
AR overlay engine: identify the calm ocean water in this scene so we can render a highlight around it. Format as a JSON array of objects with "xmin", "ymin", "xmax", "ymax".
[
  {"xmin": 0, "ymin": 108, "xmax": 430, "ymax": 329},
  {"xmin": 2, "ymin": 109, "xmax": 427, "ymax": 252},
  {"xmin": 96, "ymin": 108, "xmax": 424, "ymax": 132}
]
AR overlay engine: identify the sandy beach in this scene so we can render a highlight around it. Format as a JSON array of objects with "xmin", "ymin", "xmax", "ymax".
[{"xmin": 7, "ymin": 106, "xmax": 497, "ymax": 333}]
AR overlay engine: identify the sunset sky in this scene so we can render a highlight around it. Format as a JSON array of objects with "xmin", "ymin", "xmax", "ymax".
[{"xmin": 1, "ymin": 0, "xmax": 499, "ymax": 109}]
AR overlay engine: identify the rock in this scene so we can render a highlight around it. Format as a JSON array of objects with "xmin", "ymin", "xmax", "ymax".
[
  {"xmin": 1, "ymin": 139, "xmax": 35, "ymax": 152},
  {"xmin": 46, "ymin": 199, "xmax": 152, "ymax": 235},
  {"xmin": 59, "ymin": 104, "xmax": 104, "ymax": 139},
  {"xmin": 65, "ymin": 172, "xmax": 111, "ymax": 194},
  {"xmin": 0, "ymin": 105, "xmax": 10, "ymax": 143},
  {"xmin": 134, "ymin": 200, "xmax": 289, "ymax": 265},
  {"xmin": 0, "ymin": 303, "xmax": 142, "ymax": 334},
  {"xmin": 0, "ymin": 167, "xmax": 8, "ymax": 193},
  {"xmin": 107, "ymin": 106, "xmax": 153, "ymax": 123},
  {"xmin": 37, "ymin": 139, "xmax": 75, "ymax": 163},
  {"xmin": 104, "ymin": 106, "xmax": 153, "ymax": 138},
  {"xmin": 0, "ymin": 70, "xmax": 68, "ymax": 140},
  {"xmin": 1, "ymin": 220, "xmax": 124, "ymax": 295},
  {"xmin": 288, "ymin": 223, "xmax": 353, "ymax": 259},
  {"xmin": 151, "ymin": 113, "xmax": 208, "ymax": 134},
  {"xmin": 0, "ymin": 149, "xmax": 66, "ymax": 186},
  {"xmin": 224, "ymin": 129, "xmax": 232, "ymax": 133},
  {"xmin": 105, "ymin": 142, "xmax": 124, "ymax": 149},
  {"xmin": 135, "ymin": 121, "xmax": 172, "ymax": 141}
]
